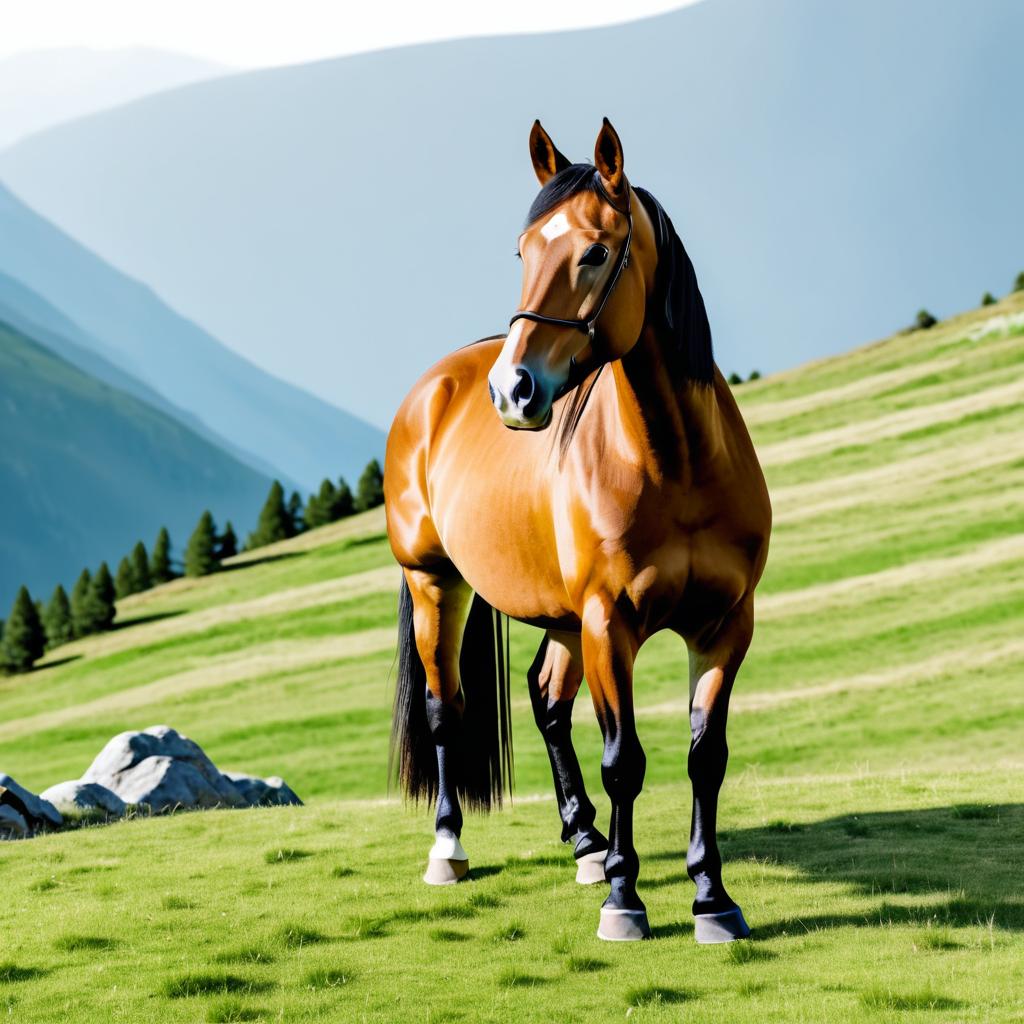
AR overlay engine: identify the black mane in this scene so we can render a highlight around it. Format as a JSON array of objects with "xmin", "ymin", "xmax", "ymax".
[{"xmin": 525, "ymin": 164, "xmax": 714, "ymax": 385}]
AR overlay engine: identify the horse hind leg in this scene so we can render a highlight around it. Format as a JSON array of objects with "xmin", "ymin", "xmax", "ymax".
[
  {"xmin": 686, "ymin": 597, "xmax": 754, "ymax": 942},
  {"xmin": 527, "ymin": 631, "xmax": 608, "ymax": 884},
  {"xmin": 401, "ymin": 567, "xmax": 474, "ymax": 884}
]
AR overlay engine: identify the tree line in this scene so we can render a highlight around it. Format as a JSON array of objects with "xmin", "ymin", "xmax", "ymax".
[{"xmin": 0, "ymin": 458, "xmax": 384, "ymax": 676}]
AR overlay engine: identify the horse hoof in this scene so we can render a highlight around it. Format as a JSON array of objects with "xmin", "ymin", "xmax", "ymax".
[
  {"xmin": 575, "ymin": 850, "xmax": 607, "ymax": 885},
  {"xmin": 423, "ymin": 858, "xmax": 469, "ymax": 885},
  {"xmin": 694, "ymin": 906, "xmax": 750, "ymax": 944},
  {"xmin": 597, "ymin": 907, "xmax": 651, "ymax": 942}
]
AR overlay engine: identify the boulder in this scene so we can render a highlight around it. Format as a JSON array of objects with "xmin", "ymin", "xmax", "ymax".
[
  {"xmin": 0, "ymin": 774, "xmax": 63, "ymax": 829},
  {"xmin": 223, "ymin": 771, "xmax": 303, "ymax": 807},
  {"xmin": 82, "ymin": 725, "xmax": 246, "ymax": 813},
  {"xmin": 0, "ymin": 803, "xmax": 29, "ymax": 839},
  {"xmin": 40, "ymin": 781, "xmax": 126, "ymax": 820}
]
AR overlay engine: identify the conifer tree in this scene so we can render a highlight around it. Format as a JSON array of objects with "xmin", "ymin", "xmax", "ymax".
[
  {"xmin": 287, "ymin": 491, "xmax": 304, "ymax": 536},
  {"xmin": 43, "ymin": 584, "xmax": 73, "ymax": 649},
  {"xmin": 151, "ymin": 527, "xmax": 174, "ymax": 583},
  {"xmin": 248, "ymin": 481, "xmax": 291, "ymax": 549},
  {"xmin": 1, "ymin": 586, "xmax": 46, "ymax": 673},
  {"xmin": 217, "ymin": 521, "xmax": 238, "ymax": 561},
  {"xmin": 354, "ymin": 459, "xmax": 385, "ymax": 512},
  {"xmin": 981, "ymin": 291, "xmax": 996, "ymax": 306},
  {"xmin": 304, "ymin": 479, "xmax": 336, "ymax": 529},
  {"xmin": 334, "ymin": 477, "xmax": 354, "ymax": 520},
  {"xmin": 70, "ymin": 568, "xmax": 93, "ymax": 638},
  {"xmin": 185, "ymin": 510, "xmax": 218, "ymax": 577},
  {"xmin": 115, "ymin": 556, "xmax": 136, "ymax": 599},
  {"xmin": 131, "ymin": 540, "xmax": 151, "ymax": 592},
  {"xmin": 1014, "ymin": 271, "xmax": 1024, "ymax": 293},
  {"xmin": 86, "ymin": 562, "xmax": 117, "ymax": 631}
]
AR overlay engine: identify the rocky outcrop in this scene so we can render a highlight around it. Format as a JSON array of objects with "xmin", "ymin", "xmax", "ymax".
[
  {"xmin": 223, "ymin": 771, "xmax": 303, "ymax": 807},
  {"xmin": 39, "ymin": 780, "xmax": 127, "ymax": 820},
  {"xmin": 0, "ymin": 774, "xmax": 63, "ymax": 829}
]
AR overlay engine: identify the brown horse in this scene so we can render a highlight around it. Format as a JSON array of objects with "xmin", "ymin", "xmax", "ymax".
[{"xmin": 386, "ymin": 119, "xmax": 771, "ymax": 943}]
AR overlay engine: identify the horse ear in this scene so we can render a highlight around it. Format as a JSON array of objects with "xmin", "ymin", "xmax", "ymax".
[
  {"xmin": 530, "ymin": 120, "xmax": 571, "ymax": 185},
  {"xmin": 594, "ymin": 117, "xmax": 625, "ymax": 195}
]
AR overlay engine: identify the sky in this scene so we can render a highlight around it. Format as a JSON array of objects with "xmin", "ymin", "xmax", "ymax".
[{"xmin": 0, "ymin": 0, "xmax": 699, "ymax": 68}]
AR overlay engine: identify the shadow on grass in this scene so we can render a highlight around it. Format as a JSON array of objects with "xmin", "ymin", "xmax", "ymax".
[
  {"xmin": 112, "ymin": 609, "xmax": 184, "ymax": 630},
  {"xmin": 720, "ymin": 804, "xmax": 1024, "ymax": 933},
  {"xmin": 222, "ymin": 551, "xmax": 300, "ymax": 572},
  {"xmin": 34, "ymin": 653, "xmax": 82, "ymax": 671}
]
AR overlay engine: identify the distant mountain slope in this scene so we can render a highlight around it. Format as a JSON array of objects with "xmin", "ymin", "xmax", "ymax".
[
  {"xmin": 0, "ymin": 0, "xmax": 1020, "ymax": 427},
  {"xmin": 0, "ymin": 320, "xmax": 273, "ymax": 609},
  {"xmin": 0, "ymin": 271, "xmax": 292, "ymax": 488},
  {"xmin": 0, "ymin": 47, "xmax": 229, "ymax": 149},
  {"xmin": 0, "ymin": 183, "xmax": 385, "ymax": 488}
]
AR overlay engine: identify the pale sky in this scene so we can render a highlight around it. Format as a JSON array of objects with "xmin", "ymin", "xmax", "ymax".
[{"xmin": 0, "ymin": 0, "xmax": 699, "ymax": 68}]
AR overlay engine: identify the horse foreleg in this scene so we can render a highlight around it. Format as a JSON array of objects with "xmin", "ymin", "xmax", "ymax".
[
  {"xmin": 686, "ymin": 597, "xmax": 754, "ymax": 942},
  {"xmin": 527, "ymin": 631, "xmax": 609, "ymax": 884},
  {"xmin": 581, "ymin": 595, "xmax": 649, "ymax": 941},
  {"xmin": 405, "ymin": 567, "xmax": 473, "ymax": 885}
]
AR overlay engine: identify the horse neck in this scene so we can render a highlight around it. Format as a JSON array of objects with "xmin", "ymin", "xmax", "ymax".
[{"xmin": 611, "ymin": 322, "xmax": 719, "ymax": 482}]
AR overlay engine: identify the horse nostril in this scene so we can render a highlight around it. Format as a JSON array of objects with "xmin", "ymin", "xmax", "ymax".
[{"xmin": 510, "ymin": 367, "xmax": 535, "ymax": 409}]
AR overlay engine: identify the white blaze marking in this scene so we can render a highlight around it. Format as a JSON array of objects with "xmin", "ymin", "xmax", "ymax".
[{"xmin": 540, "ymin": 212, "xmax": 570, "ymax": 242}]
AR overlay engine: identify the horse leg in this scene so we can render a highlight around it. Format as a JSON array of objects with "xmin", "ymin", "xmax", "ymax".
[
  {"xmin": 581, "ymin": 595, "xmax": 649, "ymax": 941},
  {"xmin": 527, "ymin": 631, "xmax": 609, "ymax": 884},
  {"xmin": 686, "ymin": 597, "xmax": 754, "ymax": 942},
  {"xmin": 405, "ymin": 566, "xmax": 474, "ymax": 885}
]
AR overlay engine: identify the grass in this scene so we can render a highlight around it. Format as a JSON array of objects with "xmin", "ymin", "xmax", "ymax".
[{"xmin": 0, "ymin": 293, "xmax": 1022, "ymax": 1021}]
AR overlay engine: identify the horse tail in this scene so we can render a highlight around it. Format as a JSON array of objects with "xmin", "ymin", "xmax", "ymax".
[{"xmin": 389, "ymin": 576, "xmax": 514, "ymax": 811}]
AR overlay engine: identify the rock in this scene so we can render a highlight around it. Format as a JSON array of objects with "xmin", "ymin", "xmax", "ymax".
[
  {"xmin": 39, "ymin": 781, "xmax": 126, "ymax": 820},
  {"xmin": 0, "ymin": 803, "xmax": 30, "ymax": 839},
  {"xmin": 81, "ymin": 725, "xmax": 246, "ymax": 813},
  {"xmin": 223, "ymin": 772, "xmax": 303, "ymax": 807},
  {"xmin": 0, "ymin": 774, "xmax": 63, "ymax": 829}
]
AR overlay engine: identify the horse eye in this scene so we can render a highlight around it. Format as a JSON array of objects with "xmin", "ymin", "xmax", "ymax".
[{"xmin": 578, "ymin": 244, "xmax": 609, "ymax": 267}]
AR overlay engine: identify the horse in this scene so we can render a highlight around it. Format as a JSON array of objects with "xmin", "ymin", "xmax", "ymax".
[{"xmin": 385, "ymin": 118, "xmax": 771, "ymax": 943}]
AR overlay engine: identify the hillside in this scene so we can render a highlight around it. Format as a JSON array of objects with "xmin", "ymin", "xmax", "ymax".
[
  {"xmin": 0, "ymin": 295, "xmax": 1022, "ymax": 1022},
  {"xmin": 0, "ymin": 182, "xmax": 385, "ymax": 489},
  {"xmin": 0, "ymin": 320, "xmax": 273, "ymax": 608},
  {"xmin": 0, "ymin": 0, "xmax": 1021, "ymax": 428}
]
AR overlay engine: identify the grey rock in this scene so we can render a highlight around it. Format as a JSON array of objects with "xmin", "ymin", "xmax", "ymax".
[
  {"xmin": 39, "ymin": 780, "xmax": 127, "ymax": 819},
  {"xmin": 82, "ymin": 725, "xmax": 246, "ymax": 813},
  {"xmin": 0, "ymin": 803, "xmax": 30, "ymax": 839},
  {"xmin": 223, "ymin": 771, "xmax": 303, "ymax": 807},
  {"xmin": 0, "ymin": 773, "xmax": 63, "ymax": 828}
]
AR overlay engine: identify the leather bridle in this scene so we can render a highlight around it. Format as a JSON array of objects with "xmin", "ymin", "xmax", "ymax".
[{"xmin": 508, "ymin": 172, "xmax": 633, "ymax": 395}]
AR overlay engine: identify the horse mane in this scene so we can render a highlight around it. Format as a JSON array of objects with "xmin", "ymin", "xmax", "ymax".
[{"xmin": 526, "ymin": 164, "xmax": 714, "ymax": 385}]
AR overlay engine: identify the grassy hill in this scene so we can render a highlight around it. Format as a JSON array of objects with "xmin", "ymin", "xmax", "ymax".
[
  {"xmin": 1, "ymin": 294, "xmax": 1022, "ymax": 1022},
  {"xmin": 0, "ymin": 321, "xmax": 273, "ymax": 609}
]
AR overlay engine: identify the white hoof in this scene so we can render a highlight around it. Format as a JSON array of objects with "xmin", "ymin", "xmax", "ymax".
[
  {"xmin": 597, "ymin": 907, "xmax": 651, "ymax": 942},
  {"xmin": 694, "ymin": 906, "xmax": 750, "ymax": 944},
  {"xmin": 575, "ymin": 850, "xmax": 607, "ymax": 885},
  {"xmin": 423, "ymin": 857, "xmax": 470, "ymax": 885}
]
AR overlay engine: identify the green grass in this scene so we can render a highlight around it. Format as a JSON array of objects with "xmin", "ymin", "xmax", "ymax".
[{"xmin": 1, "ymin": 294, "xmax": 1023, "ymax": 1022}]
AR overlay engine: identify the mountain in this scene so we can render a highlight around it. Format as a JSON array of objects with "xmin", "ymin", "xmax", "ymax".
[
  {"xmin": 0, "ymin": 318, "xmax": 275, "ymax": 609},
  {"xmin": 0, "ymin": 47, "xmax": 229, "ymax": 149},
  {"xmin": 0, "ymin": 183, "xmax": 385, "ymax": 489},
  {"xmin": 0, "ymin": 0, "xmax": 1020, "ymax": 429},
  {"xmin": 0, "ymin": 270, "xmax": 290, "ymax": 487}
]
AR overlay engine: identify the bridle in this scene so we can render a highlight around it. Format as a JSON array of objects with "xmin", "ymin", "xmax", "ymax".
[{"xmin": 508, "ymin": 172, "xmax": 633, "ymax": 395}]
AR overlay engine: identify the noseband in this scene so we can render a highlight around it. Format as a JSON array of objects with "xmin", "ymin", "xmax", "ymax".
[{"xmin": 509, "ymin": 172, "xmax": 633, "ymax": 350}]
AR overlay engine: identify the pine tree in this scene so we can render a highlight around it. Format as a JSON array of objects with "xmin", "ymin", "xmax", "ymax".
[
  {"xmin": 248, "ymin": 481, "xmax": 291, "ymax": 549},
  {"xmin": 287, "ymin": 491, "xmax": 304, "ymax": 536},
  {"xmin": 131, "ymin": 540, "xmax": 151, "ymax": 592},
  {"xmin": 151, "ymin": 527, "xmax": 174, "ymax": 583},
  {"xmin": 85, "ymin": 562, "xmax": 117, "ymax": 631},
  {"xmin": 354, "ymin": 459, "xmax": 385, "ymax": 512},
  {"xmin": 304, "ymin": 479, "xmax": 335, "ymax": 529},
  {"xmin": 115, "ymin": 556, "xmax": 136, "ymax": 599},
  {"xmin": 70, "ymin": 568, "xmax": 93, "ymax": 638},
  {"xmin": 185, "ymin": 510, "xmax": 218, "ymax": 577},
  {"xmin": 334, "ymin": 477, "xmax": 354, "ymax": 520},
  {"xmin": 217, "ymin": 521, "xmax": 238, "ymax": 561},
  {"xmin": 43, "ymin": 585, "xmax": 73, "ymax": 649},
  {"xmin": 915, "ymin": 309, "xmax": 937, "ymax": 330},
  {"xmin": 1014, "ymin": 271, "xmax": 1024, "ymax": 293},
  {"xmin": 2, "ymin": 586, "xmax": 46, "ymax": 672},
  {"xmin": 727, "ymin": 372, "xmax": 742, "ymax": 386},
  {"xmin": 981, "ymin": 291, "xmax": 996, "ymax": 306}
]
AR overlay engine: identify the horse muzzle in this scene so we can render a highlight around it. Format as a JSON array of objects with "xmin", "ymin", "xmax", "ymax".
[{"xmin": 487, "ymin": 363, "xmax": 555, "ymax": 430}]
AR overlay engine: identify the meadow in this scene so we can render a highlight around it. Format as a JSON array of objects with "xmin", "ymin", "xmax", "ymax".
[{"xmin": 1, "ymin": 293, "xmax": 1022, "ymax": 1022}]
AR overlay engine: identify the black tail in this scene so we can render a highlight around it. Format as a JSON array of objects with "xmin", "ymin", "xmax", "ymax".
[{"xmin": 389, "ymin": 576, "xmax": 513, "ymax": 810}]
